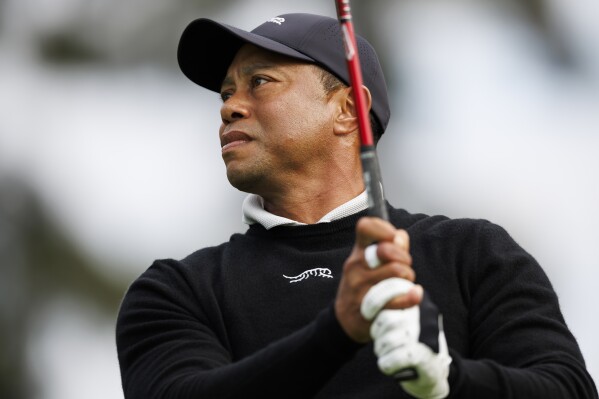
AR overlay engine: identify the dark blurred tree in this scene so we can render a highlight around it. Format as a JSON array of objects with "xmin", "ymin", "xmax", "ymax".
[
  {"xmin": 0, "ymin": 176, "xmax": 130, "ymax": 399},
  {"xmin": 37, "ymin": 0, "xmax": 240, "ymax": 68},
  {"xmin": 510, "ymin": 0, "xmax": 574, "ymax": 67},
  {"xmin": 36, "ymin": 0, "xmax": 579, "ymax": 75},
  {"xmin": 351, "ymin": 0, "xmax": 576, "ymax": 92}
]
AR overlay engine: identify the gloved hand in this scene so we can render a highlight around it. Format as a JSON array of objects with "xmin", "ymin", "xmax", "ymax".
[{"xmin": 361, "ymin": 278, "xmax": 452, "ymax": 399}]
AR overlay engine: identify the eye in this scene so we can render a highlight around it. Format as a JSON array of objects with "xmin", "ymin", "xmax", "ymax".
[
  {"xmin": 251, "ymin": 76, "xmax": 269, "ymax": 88},
  {"xmin": 220, "ymin": 90, "xmax": 233, "ymax": 102}
]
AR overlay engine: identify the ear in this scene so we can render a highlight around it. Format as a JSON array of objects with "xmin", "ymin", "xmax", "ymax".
[{"xmin": 333, "ymin": 85, "xmax": 372, "ymax": 136}]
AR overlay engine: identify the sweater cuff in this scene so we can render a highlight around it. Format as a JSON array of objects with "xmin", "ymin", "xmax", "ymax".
[{"xmin": 446, "ymin": 350, "xmax": 500, "ymax": 398}]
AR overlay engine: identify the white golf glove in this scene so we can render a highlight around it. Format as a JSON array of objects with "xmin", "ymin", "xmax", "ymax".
[{"xmin": 361, "ymin": 278, "xmax": 452, "ymax": 399}]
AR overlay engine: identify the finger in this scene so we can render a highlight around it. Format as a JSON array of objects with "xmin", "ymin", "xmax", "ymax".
[
  {"xmin": 368, "ymin": 261, "xmax": 416, "ymax": 283},
  {"xmin": 377, "ymin": 344, "xmax": 430, "ymax": 376},
  {"xmin": 394, "ymin": 229, "xmax": 410, "ymax": 252},
  {"xmin": 365, "ymin": 244, "xmax": 381, "ymax": 269},
  {"xmin": 384, "ymin": 285, "xmax": 422, "ymax": 307},
  {"xmin": 365, "ymin": 242, "xmax": 412, "ymax": 270},
  {"xmin": 373, "ymin": 308, "xmax": 419, "ymax": 356},
  {"xmin": 371, "ymin": 308, "xmax": 412, "ymax": 339},
  {"xmin": 355, "ymin": 217, "xmax": 397, "ymax": 248},
  {"xmin": 374, "ymin": 329, "xmax": 407, "ymax": 357},
  {"xmin": 361, "ymin": 278, "xmax": 415, "ymax": 321}
]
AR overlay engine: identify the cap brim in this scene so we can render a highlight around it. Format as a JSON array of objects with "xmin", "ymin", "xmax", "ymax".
[{"xmin": 178, "ymin": 18, "xmax": 315, "ymax": 93}]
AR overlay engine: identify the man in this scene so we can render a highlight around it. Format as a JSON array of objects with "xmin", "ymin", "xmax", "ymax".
[{"xmin": 116, "ymin": 12, "xmax": 598, "ymax": 398}]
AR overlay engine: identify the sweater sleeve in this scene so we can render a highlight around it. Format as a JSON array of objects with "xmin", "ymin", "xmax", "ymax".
[
  {"xmin": 447, "ymin": 222, "xmax": 598, "ymax": 398},
  {"xmin": 115, "ymin": 259, "xmax": 363, "ymax": 399}
]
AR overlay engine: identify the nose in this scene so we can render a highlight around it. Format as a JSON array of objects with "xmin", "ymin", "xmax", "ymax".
[{"xmin": 220, "ymin": 91, "xmax": 250, "ymax": 125}]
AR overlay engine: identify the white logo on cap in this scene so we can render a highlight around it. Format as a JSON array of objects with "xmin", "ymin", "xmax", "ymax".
[{"xmin": 268, "ymin": 17, "xmax": 285, "ymax": 25}]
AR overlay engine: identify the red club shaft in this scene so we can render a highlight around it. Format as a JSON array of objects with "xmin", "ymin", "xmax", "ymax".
[
  {"xmin": 335, "ymin": 0, "xmax": 374, "ymax": 147},
  {"xmin": 335, "ymin": 0, "xmax": 389, "ymax": 221}
]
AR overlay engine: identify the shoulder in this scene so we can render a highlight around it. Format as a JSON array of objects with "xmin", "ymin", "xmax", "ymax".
[
  {"xmin": 388, "ymin": 206, "xmax": 493, "ymax": 238},
  {"xmin": 123, "ymin": 233, "xmax": 249, "ymax": 297},
  {"xmin": 117, "ymin": 237, "xmax": 245, "ymax": 324},
  {"xmin": 387, "ymin": 206, "xmax": 528, "ymax": 260}
]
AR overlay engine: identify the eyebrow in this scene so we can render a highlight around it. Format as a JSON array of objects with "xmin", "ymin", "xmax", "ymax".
[{"xmin": 220, "ymin": 62, "xmax": 276, "ymax": 90}]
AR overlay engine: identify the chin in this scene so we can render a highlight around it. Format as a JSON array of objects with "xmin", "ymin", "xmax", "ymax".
[{"xmin": 226, "ymin": 169, "xmax": 262, "ymax": 194}]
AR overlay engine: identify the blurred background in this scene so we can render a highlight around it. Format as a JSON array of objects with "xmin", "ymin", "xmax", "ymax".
[{"xmin": 0, "ymin": 0, "xmax": 597, "ymax": 397}]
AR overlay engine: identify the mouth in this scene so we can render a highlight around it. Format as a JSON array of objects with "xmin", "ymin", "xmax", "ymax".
[{"xmin": 220, "ymin": 130, "xmax": 252, "ymax": 152}]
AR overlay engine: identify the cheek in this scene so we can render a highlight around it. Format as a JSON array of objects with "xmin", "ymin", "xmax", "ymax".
[
  {"xmin": 272, "ymin": 94, "xmax": 332, "ymax": 137},
  {"xmin": 257, "ymin": 100, "xmax": 302, "ymax": 144}
]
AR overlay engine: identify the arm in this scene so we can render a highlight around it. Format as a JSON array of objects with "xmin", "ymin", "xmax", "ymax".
[
  {"xmin": 116, "ymin": 260, "xmax": 363, "ymax": 399},
  {"xmin": 448, "ymin": 222, "xmax": 598, "ymax": 398},
  {"xmin": 363, "ymin": 219, "xmax": 597, "ymax": 398}
]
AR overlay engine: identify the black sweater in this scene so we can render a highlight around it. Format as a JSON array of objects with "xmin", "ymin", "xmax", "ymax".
[{"xmin": 116, "ymin": 206, "xmax": 598, "ymax": 398}]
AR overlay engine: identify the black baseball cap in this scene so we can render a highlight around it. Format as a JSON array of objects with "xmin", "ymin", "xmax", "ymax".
[{"xmin": 177, "ymin": 13, "xmax": 391, "ymax": 133}]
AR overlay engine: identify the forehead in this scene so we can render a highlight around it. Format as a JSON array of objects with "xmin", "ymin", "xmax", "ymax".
[{"xmin": 223, "ymin": 43, "xmax": 324, "ymax": 83}]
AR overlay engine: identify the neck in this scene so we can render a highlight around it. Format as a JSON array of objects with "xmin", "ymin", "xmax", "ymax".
[
  {"xmin": 261, "ymin": 174, "xmax": 364, "ymax": 224},
  {"xmin": 254, "ymin": 135, "xmax": 364, "ymax": 224}
]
